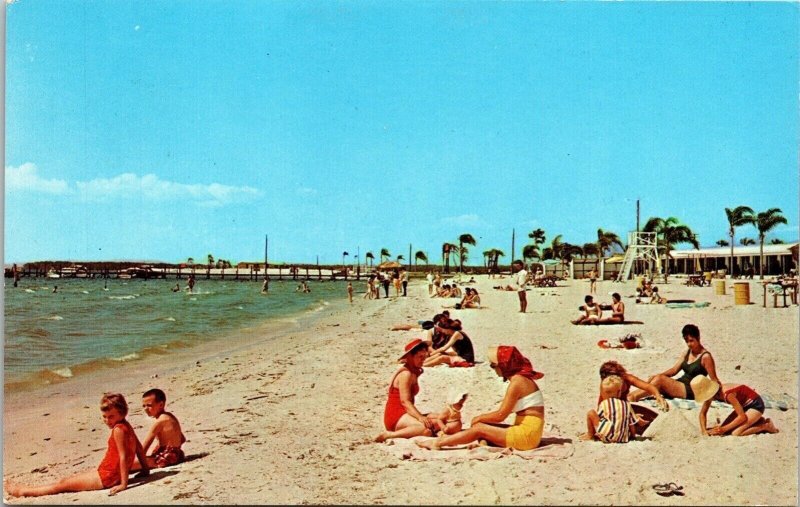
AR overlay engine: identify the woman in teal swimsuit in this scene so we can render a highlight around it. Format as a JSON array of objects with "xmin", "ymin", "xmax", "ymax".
[{"xmin": 629, "ymin": 324, "xmax": 720, "ymax": 401}]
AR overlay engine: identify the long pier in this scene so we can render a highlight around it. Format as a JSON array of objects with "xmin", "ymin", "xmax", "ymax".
[{"xmin": 6, "ymin": 265, "xmax": 379, "ymax": 282}]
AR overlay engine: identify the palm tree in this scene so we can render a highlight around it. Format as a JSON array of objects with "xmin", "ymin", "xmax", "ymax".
[
  {"xmin": 644, "ymin": 216, "xmax": 699, "ymax": 280},
  {"xmin": 396, "ymin": 254, "xmax": 405, "ymax": 262},
  {"xmin": 482, "ymin": 249, "xmax": 492, "ymax": 269},
  {"xmin": 458, "ymin": 234, "xmax": 477, "ymax": 273},
  {"xmin": 716, "ymin": 239, "xmax": 729, "ymax": 247},
  {"xmin": 739, "ymin": 237, "xmax": 756, "ymax": 246},
  {"xmin": 522, "ymin": 244, "xmax": 539, "ymax": 264},
  {"xmin": 415, "ymin": 250, "xmax": 428, "ymax": 268},
  {"xmin": 771, "ymin": 238, "xmax": 786, "ymax": 245},
  {"xmin": 487, "ymin": 248, "xmax": 505, "ymax": 273},
  {"xmin": 442, "ymin": 242, "xmax": 458, "ymax": 273},
  {"xmin": 365, "ymin": 252, "xmax": 375, "ymax": 268},
  {"xmin": 755, "ymin": 208, "xmax": 788, "ymax": 278},
  {"xmin": 582, "ymin": 243, "xmax": 600, "ymax": 257},
  {"xmin": 544, "ymin": 234, "xmax": 564, "ymax": 260},
  {"xmin": 725, "ymin": 206, "xmax": 755, "ymax": 277},
  {"xmin": 207, "ymin": 254, "xmax": 214, "ymax": 268},
  {"xmin": 597, "ymin": 228, "xmax": 623, "ymax": 258},
  {"xmin": 342, "ymin": 251, "xmax": 349, "ymax": 266},
  {"xmin": 528, "ymin": 228, "xmax": 546, "ymax": 247},
  {"xmin": 187, "ymin": 257, "xmax": 194, "ymax": 266},
  {"xmin": 556, "ymin": 243, "xmax": 581, "ymax": 262},
  {"xmin": 380, "ymin": 248, "xmax": 391, "ymax": 263}
]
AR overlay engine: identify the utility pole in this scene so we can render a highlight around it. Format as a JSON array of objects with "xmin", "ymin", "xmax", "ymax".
[
  {"xmin": 511, "ymin": 228, "xmax": 516, "ymax": 266},
  {"xmin": 636, "ymin": 198, "xmax": 640, "ymax": 232}
]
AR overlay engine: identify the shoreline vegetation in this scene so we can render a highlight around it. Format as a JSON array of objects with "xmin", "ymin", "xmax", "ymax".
[{"xmin": 3, "ymin": 276, "xmax": 797, "ymax": 504}]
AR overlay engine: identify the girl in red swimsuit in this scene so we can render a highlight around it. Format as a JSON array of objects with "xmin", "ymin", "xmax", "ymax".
[
  {"xmin": 375, "ymin": 338, "xmax": 436, "ymax": 442},
  {"xmin": 5, "ymin": 393, "xmax": 149, "ymax": 498}
]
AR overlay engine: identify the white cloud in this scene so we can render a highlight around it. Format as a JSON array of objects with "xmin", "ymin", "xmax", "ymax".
[
  {"xmin": 76, "ymin": 173, "xmax": 260, "ymax": 207},
  {"xmin": 297, "ymin": 187, "xmax": 317, "ymax": 195},
  {"xmin": 5, "ymin": 163, "xmax": 70, "ymax": 194},
  {"xmin": 441, "ymin": 214, "xmax": 480, "ymax": 226}
]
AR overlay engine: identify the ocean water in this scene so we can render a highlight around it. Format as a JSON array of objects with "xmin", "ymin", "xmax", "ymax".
[{"xmin": 4, "ymin": 277, "xmax": 351, "ymax": 391}]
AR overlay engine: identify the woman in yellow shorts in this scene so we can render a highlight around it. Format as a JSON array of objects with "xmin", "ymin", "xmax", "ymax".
[{"xmin": 417, "ymin": 345, "xmax": 544, "ymax": 451}]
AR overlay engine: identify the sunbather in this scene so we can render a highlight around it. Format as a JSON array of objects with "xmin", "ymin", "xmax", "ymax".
[{"xmin": 572, "ymin": 295, "xmax": 603, "ymax": 325}]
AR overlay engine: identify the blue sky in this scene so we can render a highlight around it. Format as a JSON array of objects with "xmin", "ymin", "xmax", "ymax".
[{"xmin": 6, "ymin": 1, "xmax": 798, "ymax": 265}]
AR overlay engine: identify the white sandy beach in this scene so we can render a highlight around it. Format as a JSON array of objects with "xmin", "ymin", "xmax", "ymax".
[{"xmin": 3, "ymin": 276, "xmax": 797, "ymax": 505}]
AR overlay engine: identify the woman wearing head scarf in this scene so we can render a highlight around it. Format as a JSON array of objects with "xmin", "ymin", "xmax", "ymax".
[
  {"xmin": 417, "ymin": 345, "xmax": 545, "ymax": 450},
  {"xmin": 374, "ymin": 339, "xmax": 437, "ymax": 442}
]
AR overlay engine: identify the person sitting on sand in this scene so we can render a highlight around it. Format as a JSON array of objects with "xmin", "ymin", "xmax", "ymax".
[
  {"xmin": 572, "ymin": 295, "xmax": 603, "ymax": 325},
  {"xmin": 628, "ymin": 324, "xmax": 720, "ymax": 403},
  {"xmin": 133, "ymin": 389, "xmax": 186, "ymax": 470},
  {"xmin": 580, "ymin": 375, "xmax": 640, "ymax": 443},
  {"xmin": 599, "ymin": 293, "xmax": 625, "ymax": 324},
  {"xmin": 5, "ymin": 393, "xmax": 149, "ymax": 498},
  {"xmin": 649, "ymin": 286, "xmax": 666, "ymax": 304},
  {"xmin": 595, "ymin": 360, "xmax": 668, "ymax": 433},
  {"xmin": 417, "ymin": 345, "xmax": 545, "ymax": 451},
  {"xmin": 375, "ymin": 339, "xmax": 437, "ymax": 442},
  {"xmin": 428, "ymin": 390, "xmax": 469, "ymax": 437},
  {"xmin": 457, "ymin": 288, "xmax": 481, "ymax": 309},
  {"xmin": 423, "ymin": 319, "xmax": 475, "ymax": 368},
  {"xmin": 451, "ymin": 283, "xmax": 462, "ymax": 298},
  {"xmin": 692, "ymin": 375, "xmax": 779, "ymax": 437}
]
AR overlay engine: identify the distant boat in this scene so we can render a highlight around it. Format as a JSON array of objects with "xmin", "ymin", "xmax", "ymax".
[
  {"xmin": 46, "ymin": 269, "xmax": 61, "ymax": 279},
  {"xmin": 60, "ymin": 265, "xmax": 89, "ymax": 278}
]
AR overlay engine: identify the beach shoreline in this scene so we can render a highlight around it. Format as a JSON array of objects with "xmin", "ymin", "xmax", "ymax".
[{"xmin": 3, "ymin": 276, "xmax": 797, "ymax": 505}]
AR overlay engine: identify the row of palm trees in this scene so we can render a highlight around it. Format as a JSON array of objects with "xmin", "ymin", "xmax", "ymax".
[
  {"xmin": 351, "ymin": 206, "xmax": 787, "ymax": 278},
  {"xmin": 723, "ymin": 207, "xmax": 788, "ymax": 278}
]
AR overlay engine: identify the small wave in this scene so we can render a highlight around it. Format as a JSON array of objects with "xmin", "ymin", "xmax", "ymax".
[
  {"xmin": 45, "ymin": 315, "xmax": 64, "ymax": 320},
  {"xmin": 164, "ymin": 317, "xmax": 176, "ymax": 322},
  {"xmin": 236, "ymin": 306, "xmax": 244, "ymax": 310},
  {"xmin": 188, "ymin": 290, "xmax": 214, "ymax": 295},
  {"xmin": 22, "ymin": 328, "xmax": 52, "ymax": 338},
  {"xmin": 81, "ymin": 290, "xmax": 89, "ymax": 294},
  {"xmin": 109, "ymin": 295, "xmax": 136, "ymax": 300},
  {"xmin": 190, "ymin": 297, "xmax": 197, "ymax": 301},
  {"xmin": 24, "ymin": 289, "xmax": 35, "ymax": 293},
  {"xmin": 111, "ymin": 353, "xmax": 139, "ymax": 362},
  {"xmin": 49, "ymin": 367, "xmax": 73, "ymax": 378}
]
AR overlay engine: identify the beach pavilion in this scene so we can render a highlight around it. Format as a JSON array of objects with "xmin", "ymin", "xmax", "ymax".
[{"xmin": 665, "ymin": 242, "xmax": 799, "ymax": 277}]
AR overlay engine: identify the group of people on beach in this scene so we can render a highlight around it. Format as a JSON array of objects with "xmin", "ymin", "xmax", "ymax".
[
  {"xmin": 364, "ymin": 269, "xmax": 408, "ymax": 299},
  {"xmin": 377, "ymin": 309, "xmax": 778, "ymax": 452},
  {"xmin": 5, "ymin": 389, "xmax": 186, "ymax": 498}
]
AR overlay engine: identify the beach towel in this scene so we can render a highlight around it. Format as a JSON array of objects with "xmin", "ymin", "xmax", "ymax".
[
  {"xmin": 378, "ymin": 434, "xmax": 574, "ymax": 462},
  {"xmin": 666, "ymin": 302, "xmax": 710, "ymax": 309},
  {"xmin": 640, "ymin": 393, "xmax": 796, "ymax": 412}
]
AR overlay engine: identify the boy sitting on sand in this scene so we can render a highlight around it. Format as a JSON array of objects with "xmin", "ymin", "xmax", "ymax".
[
  {"xmin": 580, "ymin": 375, "xmax": 640, "ymax": 443},
  {"xmin": 135, "ymin": 389, "xmax": 186, "ymax": 469}
]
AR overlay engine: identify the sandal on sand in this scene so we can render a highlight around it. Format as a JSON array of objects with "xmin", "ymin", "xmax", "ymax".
[
  {"xmin": 652, "ymin": 484, "xmax": 672, "ymax": 497},
  {"xmin": 668, "ymin": 483, "xmax": 684, "ymax": 496}
]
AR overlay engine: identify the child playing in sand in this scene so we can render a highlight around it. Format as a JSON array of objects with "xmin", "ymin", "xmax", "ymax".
[
  {"xmin": 580, "ymin": 375, "xmax": 640, "ymax": 443},
  {"xmin": 428, "ymin": 392, "xmax": 468, "ymax": 436},
  {"xmin": 135, "ymin": 389, "xmax": 186, "ymax": 470},
  {"xmin": 691, "ymin": 376, "xmax": 779, "ymax": 437},
  {"xmin": 5, "ymin": 393, "xmax": 149, "ymax": 498}
]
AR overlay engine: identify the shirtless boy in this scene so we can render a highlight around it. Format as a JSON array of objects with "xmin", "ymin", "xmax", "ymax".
[{"xmin": 135, "ymin": 389, "xmax": 186, "ymax": 470}]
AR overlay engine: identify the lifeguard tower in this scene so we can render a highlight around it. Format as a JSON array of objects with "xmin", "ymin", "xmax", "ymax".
[{"xmin": 616, "ymin": 231, "xmax": 662, "ymax": 282}]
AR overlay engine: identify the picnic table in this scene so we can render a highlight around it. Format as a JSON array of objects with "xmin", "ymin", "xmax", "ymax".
[{"xmin": 763, "ymin": 279, "xmax": 798, "ymax": 308}]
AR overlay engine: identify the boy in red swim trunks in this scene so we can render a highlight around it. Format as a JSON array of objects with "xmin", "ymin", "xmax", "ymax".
[{"xmin": 137, "ymin": 389, "xmax": 186, "ymax": 469}]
